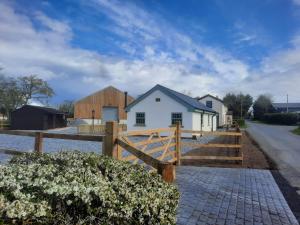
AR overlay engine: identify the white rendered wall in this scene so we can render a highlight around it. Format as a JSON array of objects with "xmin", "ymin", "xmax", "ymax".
[
  {"xmin": 199, "ymin": 96, "xmax": 227, "ymax": 126},
  {"xmin": 127, "ymin": 90, "xmax": 192, "ymax": 131},
  {"xmin": 191, "ymin": 112, "xmax": 217, "ymax": 132}
]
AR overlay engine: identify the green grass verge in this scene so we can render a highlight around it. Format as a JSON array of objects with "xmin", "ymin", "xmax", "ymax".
[
  {"xmin": 291, "ymin": 126, "xmax": 300, "ymax": 135},
  {"xmin": 239, "ymin": 123, "xmax": 248, "ymax": 128}
]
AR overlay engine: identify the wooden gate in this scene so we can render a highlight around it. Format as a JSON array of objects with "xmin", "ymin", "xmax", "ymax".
[
  {"xmin": 103, "ymin": 122, "xmax": 180, "ymax": 182},
  {"xmin": 118, "ymin": 127, "xmax": 179, "ymax": 163}
]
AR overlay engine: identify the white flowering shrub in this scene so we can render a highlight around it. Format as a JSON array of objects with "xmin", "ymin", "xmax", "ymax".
[{"xmin": 0, "ymin": 151, "xmax": 179, "ymax": 224}]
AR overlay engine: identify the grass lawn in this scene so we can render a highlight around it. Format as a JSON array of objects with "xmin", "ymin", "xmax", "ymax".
[
  {"xmin": 250, "ymin": 120, "xmax": 266, "ymax": 124},
  {"xmin": 239, "ymin": 123, "xmax": 248, "ymax": 128},
  {"xmin": 291, "ymin": 126, "xmax": 300, "ymax": 135}
]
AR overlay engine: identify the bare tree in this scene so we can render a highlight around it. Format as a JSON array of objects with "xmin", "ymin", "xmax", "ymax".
[
  {"xmin": 0, "ymin": 74, "xmax": 55, "ymax": 119},
  {"xmin": 19, "ymin": 75, "xmax": 54, "ymax": 104}
]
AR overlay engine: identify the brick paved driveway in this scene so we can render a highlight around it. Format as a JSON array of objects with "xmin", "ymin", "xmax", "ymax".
[{"xmin": 176, "ymin": 167, "xmax": 299, "ymax": 225}]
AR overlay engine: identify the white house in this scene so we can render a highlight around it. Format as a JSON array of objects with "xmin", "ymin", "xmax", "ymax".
[
  {"xmin": 126, "ymin": 85, "xmax": 217, "ymax": 134},
  {"xmin": 196, "ymin": 94, "xmax": 228, "ymax": 127}
]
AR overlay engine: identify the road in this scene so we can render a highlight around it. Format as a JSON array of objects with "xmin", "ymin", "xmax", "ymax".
[{"xmin": 246, "ymin": 121, "xmax": 300, "ymax": 188}]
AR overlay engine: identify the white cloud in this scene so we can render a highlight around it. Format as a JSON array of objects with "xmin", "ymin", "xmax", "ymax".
[
  {"xmin": 293, "ymin": 0, "xmax": 300, "ymax": 6},
  {"xmin": 0, "ymin": 0, "xmax": 299, "ymax": 103}
]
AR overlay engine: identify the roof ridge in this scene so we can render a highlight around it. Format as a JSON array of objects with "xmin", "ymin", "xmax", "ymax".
[
  {"xmin": 155, "ymin": 84, "xmax": 215, "ymax": 112},
  {"xmin": 156, "ymin": 84, "xmax": 195, "ymax": 101},
  {"xmin": 197, "ymin": 94, "xmax": 223, "ymax": 103}
]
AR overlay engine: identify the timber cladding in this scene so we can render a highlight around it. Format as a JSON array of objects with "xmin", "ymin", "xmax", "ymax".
[{"xmin": 74, "ymin": 86, "xmax": 134, "ymax": 120}]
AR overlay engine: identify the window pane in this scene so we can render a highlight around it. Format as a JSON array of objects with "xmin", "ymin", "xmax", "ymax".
[
  {"xmin": 136, "ymin": 112, "xmax": 145, "ymax": 125},
  {"xmin": 171, "ymin": 113, "xmax": 182, "ymax": 125},
  {"xmin": 206, "ymin": 101, "xmax": 212, "ymax": 108}
]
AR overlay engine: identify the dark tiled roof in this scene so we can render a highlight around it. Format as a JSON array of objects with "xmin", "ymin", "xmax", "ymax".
[
  {"xmin": 272, "ymin": 103, "xmax": 300, "ymax": 108},
  {"xmin": 126, "ymin": 84, "xmax": 216, "ymax": 113}
]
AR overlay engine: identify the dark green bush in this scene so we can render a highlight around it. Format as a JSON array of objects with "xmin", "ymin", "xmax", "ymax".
[
  {"xmin": 0, "ymin": 151, "xmax": 179, "ymax": 225},
  {"xmin": 263, "ymin": 113, "xmax": 298, "ymax": 125},
  {"xmin": 235, "ymin": 119, "xmax": 245, "ymax": 127}
]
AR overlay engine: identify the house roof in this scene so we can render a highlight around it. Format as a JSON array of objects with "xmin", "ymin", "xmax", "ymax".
[
  {"xmin": 126, "ymin": 84, "xmax": 216, "ymax": 113},
  {"xmin": 15, "ymin": 105, "xmax": 65, "ymax": 114},
  {"xmin": 196, "ymin": 94, "xmax": 224, "ymax": 103},
  {"xmin": 272, "ymin": 103, "xmax": 300, "ymax": 108}
]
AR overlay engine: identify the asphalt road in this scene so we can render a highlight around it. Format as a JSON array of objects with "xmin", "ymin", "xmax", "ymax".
[{"xmin": 246, "ymin": 121, "xmax": 300, "ymax": 188}]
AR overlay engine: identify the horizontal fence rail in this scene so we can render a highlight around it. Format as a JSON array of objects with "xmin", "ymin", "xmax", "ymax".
[
  {"xmin": 77, "ymin": 124, "xmax": 127, "ymax": 134},
  {"xmin": 181, "ymin": 130, "xmax": 242, "ymax": 136},
  {"xmin": 180, "ymin": 126, "xmax": 243, "ymax": 163},
  {"xmin": 0, "ymin": 121, "xmax": 243, "ymax": 183},
  {"xmin": 103, "ymin": 122, "xmax": 179, "ymax": 183},
  {"xmin": 0, "ymin": 148, "xmax": 25, "ymax": 155},
  {"xmin": 0, "ymin": 130, "xmax": 104, "ymax": 155},
  {"xmin": 117, "ymin": 128, "xmax": 177, "ymax": 164}
]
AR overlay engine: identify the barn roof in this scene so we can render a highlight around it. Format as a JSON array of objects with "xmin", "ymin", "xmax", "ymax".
[
  {"xmin": 13, "ymin": 105, "xmax": 64, "ymax": 114},
  {"xmin": 75, "ymin": 86, "xmax": 134, "ymax": 104},
  {"xmin": 196, "ymin": 94, "xmax": 224, "ymax": 103},
  {"xmin": 126, "ymin": 84, "xmax": 216, "ymax": 113}
]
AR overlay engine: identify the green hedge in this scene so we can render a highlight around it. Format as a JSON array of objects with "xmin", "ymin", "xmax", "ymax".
[
  {"xmin": 263, "ymin": 113, "xmax": 298, "ymax": 125},
  {"xmin": 0, "ymin": 152, "xmax": 179, "ymax": 225},
  {"xmin": 292, "ymin": 126, "xmax": 300, "ymax": 135}
]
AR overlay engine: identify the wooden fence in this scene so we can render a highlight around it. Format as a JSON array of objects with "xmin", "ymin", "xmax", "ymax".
[
  {"xmin": 0, "ymin": 121, "xmax": 242, "ymax": 183},
  {"xmin": 0, "ymin": 126, "xmax": 176, "ymax": 183},
  {"xmin": 180, "ymin": 127, "xmax": 243, "ymax": 162},
  {"xmin": 0, "ymin": 130, "xmax": 103, "ymax": 155},
  {"xmin": 77, "ymin": 124, "xmax": 127, "ymax": 134}
]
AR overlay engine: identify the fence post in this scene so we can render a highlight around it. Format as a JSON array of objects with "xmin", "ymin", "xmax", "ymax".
[
  {"xmin": 175, "ymin": 121, "xmax": 181, "ymax": 165},
  {"xmin": 103, "ymin": 121, "xmax": 118, "ymax": 158},
  {"xmin": 157, "ymin": 162, "xmax": 175, "ymax": 183},
  {"xmin": 34, "ymin": 132, "xmax": 43, "ymax": 153}
]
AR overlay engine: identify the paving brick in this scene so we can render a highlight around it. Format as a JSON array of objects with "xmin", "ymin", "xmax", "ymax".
[{"xmin": 176, "ymin": 167, "xmax": 299, "ymax": 225}]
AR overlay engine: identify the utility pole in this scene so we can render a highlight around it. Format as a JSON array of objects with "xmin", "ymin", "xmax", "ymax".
[
  {"xmin": 240, "ymin": 93, "xmax": 243, "ymax": 119},
  {"xmin": 287, "ymin": 94, "xmax": 289, "ymax": 113}
]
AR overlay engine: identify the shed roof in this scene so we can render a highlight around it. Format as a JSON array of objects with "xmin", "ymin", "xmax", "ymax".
[
  {"xmin": 126, "ymin": 84, "xmax": 216, "ymax": 113},
  {"xmin": 13, "ymin": 105, "xmax": 64, "ymax": 114}
]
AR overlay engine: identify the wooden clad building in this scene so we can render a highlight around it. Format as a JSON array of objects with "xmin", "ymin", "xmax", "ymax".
[{"xmin": 74, "ymin": 86, "xmax": 134, "ymax": 124}]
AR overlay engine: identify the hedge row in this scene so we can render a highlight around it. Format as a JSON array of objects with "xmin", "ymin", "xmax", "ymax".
[
  {"xmin": 263, "ymin": 113, "xmax": 298, "ymax": 125},
  {"xmin": 0, "ymin": 151, "xmax": 179, "ymax": 225}
]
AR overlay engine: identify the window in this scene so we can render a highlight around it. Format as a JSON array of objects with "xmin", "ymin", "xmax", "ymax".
[
  {"xmin": 155, "ymin": 98, "xmax": 161, "ymax": 102},
  {"xmin": 136, "ymin": 112, "xmax": 145, "ymax": 125},
  {"xmin": 206, "ymin": 101, "xmax": 212, "ymax": 108},
  {"xmin": 171, "ymin": 113, "xmax": 182, "ymax": 125}
]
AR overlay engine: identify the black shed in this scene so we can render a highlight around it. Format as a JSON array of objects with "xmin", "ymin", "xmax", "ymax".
[{"xmin": 11, "ymin": 105, "xmax": 66, "ymax": 130}]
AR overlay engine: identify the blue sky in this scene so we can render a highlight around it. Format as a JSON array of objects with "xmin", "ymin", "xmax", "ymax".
[{"xmin": 0, "ymin": 0, "xmax": 300, "ymax": 105}]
